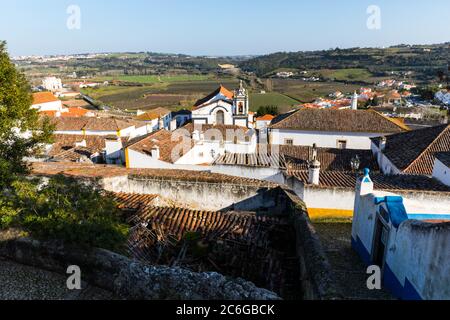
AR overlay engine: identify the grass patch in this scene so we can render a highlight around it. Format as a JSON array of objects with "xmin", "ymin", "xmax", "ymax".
[{"xmin": 249, "ymin": 92, "xmax": 299, "ymax": 112}]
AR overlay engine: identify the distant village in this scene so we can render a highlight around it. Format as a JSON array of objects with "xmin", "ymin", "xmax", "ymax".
[{"xmin": 18, "ymin": 69, "xmax": 450, "ymax": 300}]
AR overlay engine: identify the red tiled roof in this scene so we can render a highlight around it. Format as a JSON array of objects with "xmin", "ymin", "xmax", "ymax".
[
  {"xmin": 289, "ymin": 170, "xmax": 450, "ymax": 193},
  {"xmin": 136, "ymin": 107, "xmax": 171, "ymax": 121},
  {"xmin": 270, "ymin": 109, "xmax": 408, "ymax": 133},
  {"xmin": 372, "ymin": 124, "xmax": 450, "ymax": 175},
  {"xmin": 32, "ymin": 92, "xmax": 59, "ymax": 104},
  {"xmin": 256, "ymin": 114, "xmax": 275, "ymax": 121},
  {"xmin": 193, "ymin": 86, "xmax": 234, "ymax": 109},
  {"xmin": 127, "ymin": 129, "xmax": 193, "ymax": 163}
]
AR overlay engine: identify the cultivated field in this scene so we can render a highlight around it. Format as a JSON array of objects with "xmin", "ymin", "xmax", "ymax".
[
  {"xmin": 273, "ymin": 79, "xmax": 362, "ymax": 103},
  {"xmin": 249, "ymin": 92, "xmax": 299, "ymax": 113}
]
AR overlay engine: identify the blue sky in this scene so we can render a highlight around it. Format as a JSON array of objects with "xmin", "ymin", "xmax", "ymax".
[{"xmin": 1, "ymin": 0, "xmax": 449, "ymax": 56}]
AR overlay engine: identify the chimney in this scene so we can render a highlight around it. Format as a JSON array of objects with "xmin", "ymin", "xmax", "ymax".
[
  {"xmin": 308, "ymin": 144, "xmax": 320, "ymax": 185},
  {"xmin": 308, "ymin": 159, "xmax": 321, "ymax": 185},
  {"xmin": 159, "ymin": 118, "xmax": 165, "ymax": 130},
  {"xmin": 170, "ymin": 119, "xmax": 177, "ymax": 131},
  {"xmin": 379, "ymin": 136, "xmax": 387, "ymax": 152},
  {"xmin": 151, "ymin": 146, "xmax": 160, "ymax": 159}
]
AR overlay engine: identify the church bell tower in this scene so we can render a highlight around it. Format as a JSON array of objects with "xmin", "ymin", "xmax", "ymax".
[{"xmin": 233, "ymin": 80, "xmax": 249, "ymax": 116}]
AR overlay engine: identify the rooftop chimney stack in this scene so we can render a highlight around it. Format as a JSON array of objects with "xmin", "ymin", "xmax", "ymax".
[
  {"xmin": 151, "ymin": 146, "xmax": 160, "ymax": 159},
  {"xmin": 308, "ymin": 144, "xmax": 321, "ymax": 185},
  {"xmin": 159, "ymin": 118, "xmax": 165, "ymax": 130},
  {"xmin": 380, "ymin": 136, "xmax": 387, "ymax": 152}
]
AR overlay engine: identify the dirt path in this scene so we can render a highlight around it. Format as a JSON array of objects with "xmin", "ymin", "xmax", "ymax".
[{"xmin": 313, "ymin": 222, "xmax": 394, "ymax": 300}]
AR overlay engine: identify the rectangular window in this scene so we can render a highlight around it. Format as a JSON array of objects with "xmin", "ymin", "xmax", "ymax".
[
  {"xmin": 337, "ymin": 140, "xmax": 347, "ymax": 149},
  {"xmin": 285, "ymin": 139, "xmax": 294, "ymax": 146}
]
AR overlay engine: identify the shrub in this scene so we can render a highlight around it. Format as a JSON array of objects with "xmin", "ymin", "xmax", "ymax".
[{"xmin": 2, "ymin": 175, "xmax": 129, "ymax": 252}]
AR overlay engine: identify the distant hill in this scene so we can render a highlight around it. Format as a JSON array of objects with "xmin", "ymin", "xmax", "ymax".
[{"xmin": 239, "ymin": 44, "xmax": 450, "ymax": 81}]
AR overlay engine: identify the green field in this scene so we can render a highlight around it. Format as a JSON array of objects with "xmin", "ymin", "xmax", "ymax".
[
  {"xmin": 96, "ymin": 74, "xmax": 213, "ymax": 84},
  {"xmin": 315, "ymin": 68, "xmax": 373, "ymax": 82},
  {"xmin": 81, "ymin": 78, "xmax": 240, "ymax": 111},
  {"xmin": 273, "ymin": 79, "xmax": 362, "ymax": 103},
  {"xmin": 249, "ymin": 92, "xmax": 299, "ymax": 112}
]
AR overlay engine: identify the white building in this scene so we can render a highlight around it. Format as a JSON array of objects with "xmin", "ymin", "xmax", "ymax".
[
  {"xmin": 255, "ymin": 114, "xmax": 275, "ymax": 130},
  {"xmin": 352, "ymin": 170, "xmax": 450, "ymax": 300},
  {"xmin": 435, "ymin": 90, "xmax": 450, "ymax": 105},
  {"xmin": 32, "ymin": 92, "xmax": 63, "ymax": 112},
  {"xmin": 136, "ymin": 107, "xmax": 173, "ymax": 131},
  {"xmin": 372, "ymin": 124, "xmax": 450, "ymax": 175},
  {"xmin": 191, "ymin": 82, "xmax": 253, "ymax": 129},
  {"xmin": 125, "ymin": 123, "xmax": 257, "ymax": 169},
  {"xmin": 269, "ymin": 108, "xmax": 408, "ymax": 150},
  {"xmin": 433, "ymin": 152, "xmax": 450, "ymax": 186},
  {"xmin": 42, "ymin": 77, "xmax": 63, "ymax": 92}
]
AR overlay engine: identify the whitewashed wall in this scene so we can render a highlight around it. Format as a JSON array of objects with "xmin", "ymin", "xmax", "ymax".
[
  {"xmin": 433, "ymin": 158, "xmax": 450, "ymax": 187},
  {"xmin": 371, "ymin": 143, "xmax": 402, "ymax": 175},
  {"xmin": 32, "ymin": 100, "xmax": 63, "ymax": 112},
  {"xmin": 270, "ymin": 129, "xmax": 385, "ymax": 150}
]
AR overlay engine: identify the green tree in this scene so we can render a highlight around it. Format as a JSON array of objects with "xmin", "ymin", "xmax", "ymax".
[
  {"xmin": 0, "ymin": 42, "xmax": 127, "ymax": 251},
  {"xmin": 0, "ymin": 41, "xmax": 53, "ymax": 187},
  {"xmin": 256, "ymin": 105, "xmax": 279, "ymax": 117}
]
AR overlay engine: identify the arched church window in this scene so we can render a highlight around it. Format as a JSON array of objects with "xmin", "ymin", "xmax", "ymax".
[{"xmin": 216, "ymin": 110, "xmax": 225, "ymax": 125}]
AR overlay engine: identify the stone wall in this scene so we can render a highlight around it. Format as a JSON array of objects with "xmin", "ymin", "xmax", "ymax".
[
  {"xmin": 101, "ymin": 175, "xmax": 281, "ymax": 212},
  {"xmin": 281, "ymin": 189, "xmax": 341, "ymax": 300},
  {"xmin": 0, "ymin": 234, "xmax": 280, "ymax": 300}
]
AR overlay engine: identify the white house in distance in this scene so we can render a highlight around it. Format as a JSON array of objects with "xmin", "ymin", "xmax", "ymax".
[
  {"xmin": 191, "ymin": 82, "xmax": 254, "ymax": 129},
  {"xmin": 372, "ymin": 124, "xmax": 450, "ymax": 176},
  {"xmin": 269, "ymin": 108, "xmax": 408, "ymax": 150},
  {"xmin": 32, "ymin": 92, "xmax": 64, "ymax": 112},
  {"xmin": 255, "ymin": 114, "xmax": 275, "ymax": 130},
  {"xmin": 136, "ymin": 107, "xmax": 173, "ymax": 131},
  {"xmin": 42, "ymin": 77, "xmax": 63, "ymax": 92},
  {"xmin": 433, "ymin": 152, "xmax": 450, "ymax": 186},
  {"xmin": 125, "ymin": 123, "xmax": 257, "ymax": 169}
]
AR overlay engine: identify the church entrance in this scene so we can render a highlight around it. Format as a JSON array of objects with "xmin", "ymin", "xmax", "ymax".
[{"xmin": 216, "ymin": 110, "xmax": 225, "ymax": 125}]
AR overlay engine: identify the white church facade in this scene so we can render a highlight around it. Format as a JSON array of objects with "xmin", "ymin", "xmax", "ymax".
[{"xmin": 191, "ymin": 82, "xmax": 254, "ymax": 128}]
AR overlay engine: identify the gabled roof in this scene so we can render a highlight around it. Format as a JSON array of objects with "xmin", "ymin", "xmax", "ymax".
[
  {"xmin": 193, "ymin": 85, "xmax": 234, "ymax": 110},
  {"xmin": 32, "ymin": 92, "xmax": 59, "ymax": 104},
  {"xmin": 127, "ymin": 129, "xmax": 193, "ymax": 163},
  {"xmin": 289, "ymin": 171, "xmax": 450, "ymax": 193},
  {"xmin": 372, "ymin": 124, "xmax": 450, "ymax": 175},
  {"xmin": 270, "ymin": 108, "xmax": 409, "ymax": 133},
  {"xmin": 47, "ymin": 117, "xmax": 146, "ymax": 132},
  {"xmin": 49, "ymin": 134, "xmax": 128, "ymax": 157},
  {"xmin": 136, "ymin": 107, "xmax": 171, "ymax": 121}
]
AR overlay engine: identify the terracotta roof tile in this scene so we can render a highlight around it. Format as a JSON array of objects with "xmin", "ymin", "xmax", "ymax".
[
  {"xmin": 32, "ymin": 92, "xmax": 59, "ymax": 104},
  {"xmin": 136, "ymin": 107, "xmax": 171, "ymax": 121},
  {"xmin": 289, "ymin": 170, "xmax": 450, "ymax": 193},
  {"xmin": 31, "ymin": 162, "xmax": 277, "ymax": 187},
  {"xmin": 270, "ymin": 109, "xmax": 408, "ymax": 133},
  {"xmin": 372, "ymin": 124, "xmax": 450, "ymax": 175},
  {"xmin": 127, "ymin": 129, "xmax": 193, "ymax": 163},
  {"xmin": 193, "ymin": 85, "xmax": 234, "ymax": 109}
]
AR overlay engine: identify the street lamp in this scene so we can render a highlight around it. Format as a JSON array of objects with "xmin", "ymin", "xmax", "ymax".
[{"xmin": 350, "ymin": 155, "xmax": 361, "ymax": 172}]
